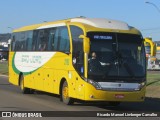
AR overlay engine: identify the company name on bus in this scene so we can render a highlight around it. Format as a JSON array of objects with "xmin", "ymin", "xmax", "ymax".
[{"xmin": 21, "ymin": 55, "xmax": 42, "ymax": 64}]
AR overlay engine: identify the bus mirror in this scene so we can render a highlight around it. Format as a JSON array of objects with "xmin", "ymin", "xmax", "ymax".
[{"xmin": 79, "ymin": 35, "xmax": 90, "ymax": 54}]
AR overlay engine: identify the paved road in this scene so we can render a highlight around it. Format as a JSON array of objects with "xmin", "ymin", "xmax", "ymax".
[{"xmin": 0, "ymin": 75, "xmax": 160, "ymax": 120}]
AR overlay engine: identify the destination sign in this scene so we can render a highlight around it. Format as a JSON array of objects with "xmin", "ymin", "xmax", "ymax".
[
  {"xmin": 87, "ymin": 32, "xmax": 115, "ymax": 40},
  {"xmin": 94, "ymin": 35, "xmax": 113, "ymax": 40}
]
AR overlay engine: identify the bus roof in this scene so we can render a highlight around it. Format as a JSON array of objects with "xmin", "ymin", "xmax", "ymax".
[
  {"xmin": 13, "ymin": 17, "xmax": 138, "ymax": 33},
  {"xmin": 70, "ymin": 18, "xmax": 130, "ymax": 30}
]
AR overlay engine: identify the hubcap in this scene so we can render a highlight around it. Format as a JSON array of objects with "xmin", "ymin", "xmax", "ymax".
[{"xmin": 63, "ymin": 86, "xmax": 68, "ymax": 100}]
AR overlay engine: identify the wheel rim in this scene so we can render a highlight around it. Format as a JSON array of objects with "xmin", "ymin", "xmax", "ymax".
[{"xmin": 63, "ymin": 86, "xmax": 68, "ymax": 100}]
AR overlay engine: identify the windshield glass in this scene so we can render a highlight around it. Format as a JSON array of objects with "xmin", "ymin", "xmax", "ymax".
[
  {"xmin": 145, "ymin": 46, "xmax": 151, "ymax": 54},
  {"xmin": 156, "ymin": 43, "xmax": 160, "ymax": 47},
  {"xmin": 87, "ymin": 32, "xmax": 146, "ymax": 82}
]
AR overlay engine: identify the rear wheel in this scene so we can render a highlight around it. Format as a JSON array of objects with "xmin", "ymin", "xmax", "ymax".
[
  {"xmin": 19, "ymin": 75, "xmax": 31, "ymax": 94},
  {"xmin": 61, "ymin": 81, "xmax": 74, "ymax": 105}
]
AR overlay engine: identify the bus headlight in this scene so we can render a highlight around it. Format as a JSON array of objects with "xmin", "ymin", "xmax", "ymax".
[
  {"xmin": 138, "ymin": 81, "xmax": 146, "ymax": 90},
  {"xmin": 87, "ymin": 79, "xmax": 102, "ymax": 90}
]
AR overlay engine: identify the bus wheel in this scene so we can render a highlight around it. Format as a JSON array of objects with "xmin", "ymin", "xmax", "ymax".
[
  {"xmin": 19, "ymin": 75, "xmax": 30, "ymax": 94},
  {"xmin": 61, "ymin": 81, "xmax": 74, "ymax": 105},
  {"xmin": 108, "ymin": 102, "xmax": 121, "ymax": 106}
]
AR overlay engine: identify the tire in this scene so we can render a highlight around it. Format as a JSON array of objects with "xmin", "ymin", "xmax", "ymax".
[
  {"xmin": 61, "ymin": 81, "xmax": 74, "ymax": 105},
  {"xmin": 19, "ymin": 75, "xmax": 31, "ymax": 94}
]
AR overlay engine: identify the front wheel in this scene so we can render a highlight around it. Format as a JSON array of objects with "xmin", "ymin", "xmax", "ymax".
[
  {"xmin": 20, "ymin": 75, "xmax": 31, "ymax": 94},
  {"xmin": 61, "ymin": 81, "xmax": 74, "ymax": 105}
]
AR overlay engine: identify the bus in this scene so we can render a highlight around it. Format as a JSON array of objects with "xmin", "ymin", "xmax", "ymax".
[
  {"xmin": 9, "ymin": 17, "xmax": 146, "ymax": 105},
  {"xmin": 155, "ymin": 41, "xmax": 160, "ymax": 69},
  {"xmin": 144, "ymin": 38, "xmax": 157, "ymax": 70},
  {"xmin": 155, "ymin": 41, "xmax": 160, "ymax": 56},
  {"xmin": 144, "ymin": 38, "xmax": 156, "ymax": 57}
]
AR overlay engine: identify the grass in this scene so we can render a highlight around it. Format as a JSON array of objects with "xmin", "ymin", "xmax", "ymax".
[
  {"xmin": 147, "ymin": 72, "xmax": 160, "ymax": 86},
  {"xmin": 0, "ymin": 61, "xmax": 8, "ymax": 75}
]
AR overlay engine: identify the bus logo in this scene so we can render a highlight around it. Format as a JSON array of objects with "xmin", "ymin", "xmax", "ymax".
[{"xmin": 118, "ymin": 84, "xmax": 121, "ymax": 87}]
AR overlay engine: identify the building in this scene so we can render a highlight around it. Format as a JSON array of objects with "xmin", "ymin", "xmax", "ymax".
[{"xmin": 0, "ymin": 33, "xmax": 11, "ymax": 60}]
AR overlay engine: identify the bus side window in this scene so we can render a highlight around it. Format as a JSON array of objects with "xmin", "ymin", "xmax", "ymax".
[
  {"xmin": 26, "ymin": 31, "xmax": 33, "ymax": 51},
  {"xmin": 59, "ymin": 27, "xmax": 70, "ymax": 52},
  {"xmin": 48, "ymin": 29, "xmax": 56, "ymax": 51},
  {"xmin": 37, "ymin": 29, "xmax": 49, "ymax": 51},
  {"xmin": 54, "ymin": 28, "xmax": 59, "ymax": 51},
  {"xmin": 20, "ymin": 41, "xmax": 25, "ymax": 51},
  {"xmin": 54, "ymin": 26, "xmax": 70, "ymax": 52},
  {"xmin": 32, "ymin": 31, "xmax": 38, "ymax": 51},
  {"xmin": 14, "ymin": 41, "xmax": 20, "ymax": 51}
]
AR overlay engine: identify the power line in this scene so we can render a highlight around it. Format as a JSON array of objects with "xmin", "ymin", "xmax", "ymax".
[
  {"xmin": 140, "ymin": 27, "xmax": 160, "ymax": 31},
  {"xmin": 142, "ymin": 31, "xmax": 160, "ymax": 34}
]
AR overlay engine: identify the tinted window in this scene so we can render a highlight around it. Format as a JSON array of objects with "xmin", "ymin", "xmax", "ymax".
[
  {"xmin": 48, "ymin": 28, "xmax": 56, "ymax": 51},
  {"xmin": 11, "ymin": 26, "xmax": 70, "ymax": 52},
  {"xmin": 11, "ymin": 31, "xmax": 33, "ymax": 51},
  {"xmin": 32, "ymin": 30, "xmax": 38, "ymax": 51},
  {"xmin": 54, "ymin": 28, "xmax": 59, "ymax": 51},
  {"xmin": 53, "ymin": 26, "xmax": 70, "ymax": 52},
  {"xmin": 37, "ymin": 29, "xmax": 49, "ymax": 51},
  {"xmin": 60, "ymin": 27, "xmax": 70, "ymax": 52},
  {"xmin": 59, "ymin": 27, "xmax": 70, "ymax": 52},
  {"xmin": 26, "ymin": 31, "xmax": 33, "ymax": 51},
  {"xmin": 11, "ymin": 32, "xmax": 27, "ymax": 51}
]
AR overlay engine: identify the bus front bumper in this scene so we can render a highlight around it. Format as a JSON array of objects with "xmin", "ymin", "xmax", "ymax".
[{"xmin": 84, "ymin": 84, "xmax": 146, "ymax": 102}]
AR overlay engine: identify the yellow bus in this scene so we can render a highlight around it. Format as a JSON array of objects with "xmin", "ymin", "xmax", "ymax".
[
  {"xmin": 155, "ymin": 42, "xmax": 160, "ymax": 54},
  {"xmin": 144, "ymin": 38, "xmax": 156, "ymax": 57},
  {"xmin": 144, "ymin": 38, "xmax": 157, "ymax": 70},
  {"xmin": 155, "ymin": 41, "xmax": 160, "ymax": 69},
  {"xmin": 9, "ymin": 17, "xmax": 146, "ymax": 105}
]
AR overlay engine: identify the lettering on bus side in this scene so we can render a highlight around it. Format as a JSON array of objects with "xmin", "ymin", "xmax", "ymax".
[{"xmin": 21, "ymin": 55, "xmax": 42, "ymax": 64}]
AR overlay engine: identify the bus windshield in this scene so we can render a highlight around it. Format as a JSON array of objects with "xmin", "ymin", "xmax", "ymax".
[
  {"xmin": 145, "ymin": 46, "xmax": 151, "ymax": 54},
  {"xmin": 87, "ymin": 32, "xmax": 146, "ymax": 82}
]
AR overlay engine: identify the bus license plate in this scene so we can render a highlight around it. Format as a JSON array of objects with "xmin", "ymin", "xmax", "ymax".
[{"xmin": 115, "ymin": 94, "xmax": 124, "ymax": 99}]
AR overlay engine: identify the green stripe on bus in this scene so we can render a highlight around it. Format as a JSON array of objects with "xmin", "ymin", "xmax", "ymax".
[{"xmin": 12, "ymin": 52, "xmax": 39, "ymax": 76}]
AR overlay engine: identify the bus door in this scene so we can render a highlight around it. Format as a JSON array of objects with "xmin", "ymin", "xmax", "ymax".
[{"xmin": 70, "ymin": 25, "xmax": 85, "ymax": 99}]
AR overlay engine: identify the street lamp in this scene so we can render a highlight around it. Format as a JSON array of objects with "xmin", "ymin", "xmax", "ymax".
[{"xmin": 145, "ymin": 1, "xmax": 160, "ymax": 13}]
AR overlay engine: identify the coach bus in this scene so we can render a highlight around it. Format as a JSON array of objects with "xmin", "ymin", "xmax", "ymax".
[{"xmin": 9, "ymin": 17, "xmax": 146, "ymax": 105}]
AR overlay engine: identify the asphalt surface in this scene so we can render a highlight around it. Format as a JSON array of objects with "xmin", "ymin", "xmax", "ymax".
[{"xmin": 0, "ymin": 75, "xmax": 160, "ymax": 120}]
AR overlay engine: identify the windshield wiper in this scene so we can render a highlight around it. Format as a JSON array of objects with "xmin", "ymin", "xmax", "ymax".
[{"xmin": 103, "ymin": 51, "xmax": 135, "ymax": 79}]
